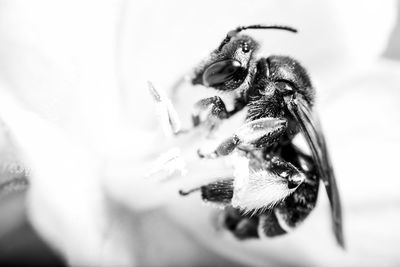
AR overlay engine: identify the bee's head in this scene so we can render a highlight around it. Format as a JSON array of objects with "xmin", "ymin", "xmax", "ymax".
[{"xmin": 191, "ymin": 25, "xmax": 297, "ymax": 92}]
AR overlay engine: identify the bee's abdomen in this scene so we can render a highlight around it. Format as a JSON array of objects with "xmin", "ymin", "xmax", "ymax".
[
  {"xmin": 222, "ymin": 207, "xmax": 287, "ymax": 239},
  {"xmin": 223, "ymin": 207, "xmax": 260, "ymax": 239}
]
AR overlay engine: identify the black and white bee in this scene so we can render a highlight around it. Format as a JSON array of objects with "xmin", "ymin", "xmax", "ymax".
[{"xmin": 172, "ymin": 24, "xmax": 344, "ymax": 247}]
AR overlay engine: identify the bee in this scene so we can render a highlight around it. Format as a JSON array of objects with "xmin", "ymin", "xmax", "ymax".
[{"xmin": 176, "ymin": 24, "xmax": 344, "ymax": 247}]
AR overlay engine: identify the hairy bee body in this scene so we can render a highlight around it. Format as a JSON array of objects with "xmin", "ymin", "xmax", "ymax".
[{"xmin": 178, "ymin": 25, "xmax": 344, "ymax": 246}]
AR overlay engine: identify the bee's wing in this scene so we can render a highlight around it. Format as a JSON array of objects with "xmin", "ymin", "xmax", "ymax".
[{"xmin": 286, "ymin": 94, "xmax": 344, "ymax": 248}]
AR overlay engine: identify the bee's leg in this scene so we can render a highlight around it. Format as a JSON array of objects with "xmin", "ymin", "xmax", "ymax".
[
  {"xmin": 192, "ymin": 96, "xmax": 230, "ymax": 126},
  {"xmin": 198, "ymin": 117, "xmax": 287, "ymax": 158},
  {"xmin": 181, "ymin": 155, "xmax": 305, "ymax": 209},
  {"xmin": 179, "ymin": 154, "xmax": 312, "ymax": 239},
  {"xmin": 217, "ymin": 162, "xmax": 300, "ymax": 239},
  {"xmin": 259, "ymin": 144, "xmax": 320, "ymax": 236},
  {"xmin": 231, "ymin": 156, "xmax": 306, "ymax": 213},
  {"xmin": 180, "ymin": 179, "xmax": 260, "ymax": 239}
]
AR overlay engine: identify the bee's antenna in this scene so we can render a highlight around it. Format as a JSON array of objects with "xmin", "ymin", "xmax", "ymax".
[{"xmin": 218, "ymin": 24, "xmax": 298, "ymax": 51}]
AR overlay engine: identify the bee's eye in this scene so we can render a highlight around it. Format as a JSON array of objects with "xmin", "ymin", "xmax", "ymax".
[{"xmin": 202, "ymin": 59, "xmax": 242, "ymax": 87}]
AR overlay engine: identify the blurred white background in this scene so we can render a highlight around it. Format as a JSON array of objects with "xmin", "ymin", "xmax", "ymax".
[{"xmin": 0, "ymin": 0, "xmax": 400, "ymax": 266}]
